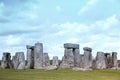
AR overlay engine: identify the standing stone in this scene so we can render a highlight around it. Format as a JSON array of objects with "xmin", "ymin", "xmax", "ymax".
[
  {"xmin": 26, "ymin": 45, "xmax": 34, "ymax": 69},
  {"xmin": 1, "ymin": 52, "xmax": 12, "ymax": 69},
  {"xmin": 112, "ymin": 52, "xmax": 118, "ymax": 69},
  {"xmin": 52, "ymin": 56, "xmax": 59, "ymax": 66},
  {"xmin": 60, "ymin": 48, "xmax": 74, "ymax": 68},
  {"xmin": 83, "ymin": 47, "xmax": 92, "ymax": 69},
  {"xmin": 34, "ymin": 42, "xmax": 43, "ymax": 69},
  {"xmin": 12, "ymin": 52, "xmax": 25, "ymax": 69},
  {"xmin": 80, "ymin": 54, "xmax": 84, "ymax": 68},
  {"xmin": 60, "ymin": 43, "xmax": 80, "ymax": 68},
  {"xmin": 73, "ymin": 49, "xmax": 80, "ymax": 67},
  {"xmin": 118, "ymin": 60, "xmax": 120, "ymax": 68},
  {"xmin": 105, "ymin": 53, "xmax": 112, "ymax": 68},
  {"xmin": 95, "ymin": 52, "xmax": 106, "ymax": 69},
  {"xmin": 43, "ymin": 53, "xmax": 50, "ymax": 67}
]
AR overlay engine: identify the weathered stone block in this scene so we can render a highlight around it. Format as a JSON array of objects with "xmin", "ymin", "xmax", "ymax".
[
  {"xmin": 80, "ymin": 54, "xmax": 84, "ymax": 68},
  {"xmin": 95, "ymin": 52, "xmax": 106, "ymax": 69},
  {"xmin": 12, "ymin": 52, "xmax": 25, "ymax": 69},
  {"xmin": 43, "ymin": 53, "xmax": 50, "ymax": 67},
  {"xmin": 73, "ymin": 49, "xmax": 80, "ymax": 67},
  {"xmin": 112, "ymin": 52, "xmax": 118, "ymax": 69},
  {"xmin": 83, "ymin": 47, "xmax": 92, "ymax": 52},
  {"xmin": 104, "ymin": 53, "xmax": 112, "ymax": 68},
  {"xmin": 26, "ymin": 45, "xmax": 34, "ymax": 69},
  {"xmin": 52, "ymin": 56, "xmax": 59, "ymax": 66},
  {"xmin": 83, "ymin": 47, "xmax": 92, "ymax": 69},
  {"xmin": 64, "ymin": 43, "xmax": 79, "ymax": 49},
  {"xmin": 1, "ymin": 52, "xmax": 12, "ymax": 69},
  {"xmin": 34, "ymin": 42, "xmax": 43, "ymax": 69}
]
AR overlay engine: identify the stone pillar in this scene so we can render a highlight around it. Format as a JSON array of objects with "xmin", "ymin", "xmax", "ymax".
[
  {"xmin": 12, "ymin": 52, "xmax": 25, "ymax": 69},
  {"xmin": 73, "ymin": 48, "xmax": 80, "ymax": 67},
  {"xmin": 105, "ymin": 53, "xmax": 112, "ymax": 68},
  {"xmin": 34, "ymin": 42, "xmax": 43, "ymax": 69},
  {"xmin": 83, "ymin": 47, "xmax": 92, "ymax": 69},
  {"xmin": 43, "ymin": 53, "xmax": 50, "ymax": 67},
  {"xmin": 52, "ymin": 56, "xmax": 59, "ymax": 66},
  {"xmin": 26, "ymin": 45, "xmax": 34, "ymax": 69},
  {"xmin": 80, "ymin": 54, "xmax": 84, "ymax": 68},
  {"xmin": 112, "ymin": 52, "xmax": 118, "ymax": 69},
  {"xmin": 1, "ymin": 52, "xmax": 12, "ymax": 69},
  {"xmin": 60, "ymin": 43, "xmax": 80, "ymax": 68},
  {"xmin": 95, "ymin": 52, "xmax": 106, "ymax": 69}
]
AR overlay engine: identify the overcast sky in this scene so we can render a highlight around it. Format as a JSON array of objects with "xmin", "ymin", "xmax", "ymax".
[{"xmin": 0, "ymin": 0, "xmax": 120, "ymax": 60}]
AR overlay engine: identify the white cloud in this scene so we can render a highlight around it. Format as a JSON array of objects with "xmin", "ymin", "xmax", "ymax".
[
  {"xmin": 5, "ymin": 35, "xmax": 22, "ymax": 46},
  {"xmin": 0, "ymin": 0, "xmax": 120, "ymax": 60},
  {"xmin": 78, "ymin": 0, "xmax": 98, "ymax": 16}
]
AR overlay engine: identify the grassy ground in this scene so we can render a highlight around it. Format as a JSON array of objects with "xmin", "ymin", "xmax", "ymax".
[{"xmin": 0, "ymin": 68, "xmax": 120, "ymax": 80}]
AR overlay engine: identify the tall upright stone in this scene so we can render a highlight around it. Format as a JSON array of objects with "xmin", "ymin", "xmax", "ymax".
[
  {"xmin": 95, "ymin": 52, "xmax": 106, "ymax": 69},
  {"xmin": 105, "ymin": 53, "xmax": 112, "ymax": 68},
  {"xmin": 12, "ymin": 52, "xmax": 25, "ymax": 69},
  {"xmin": 26, "ymin": 45, "xmax": 34, "ymax": 69},
  {"xmin": 74, "ymin": 48, "xmax": 80, "ymax": 67},
  {"xmin": 34, "ymin": 42, "xmax": 43, "ymax": 69},
  {"xmin": 80, "ymin": 54, "xmax": 84, "ymax": 68},
  {"xmin": 112, "ymin": 52, "xmax": 118, "ymax": 69},
  {"xmin": 83, "ymin": 47, "xmax": 92, "ymax": 69},
  {"xmin": 43, "ymin": 53, "xmax": 50, "ymax": 67},
  {"xmin": 60, "ymin": 43, "xmax": 80, "ymax": 68},
  {"xmin": 1, "ymin": 52, "xmax": 12, "ymax": 69},
  {"xmin": 52, "ymin": 56, "xmax": 59, "ymax": 66}
]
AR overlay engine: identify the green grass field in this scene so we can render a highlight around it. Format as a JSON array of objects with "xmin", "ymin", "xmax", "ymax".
[{"xmin": 0, "ymin": 68, "xmax": 120, "ymax": 80}]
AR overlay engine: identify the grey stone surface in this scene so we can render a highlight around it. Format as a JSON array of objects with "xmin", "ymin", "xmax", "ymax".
[
  {"xmin": 43, "ymin": 53, "xmax": 50, "ymax": 67},
  {"xmin": 95, "ymin": 52, "xmax": 106, "ymax": 69},
  {"xmin": 104, "ymin": 53, "xmax": 112, "ymax": 68},
  {"xmin": 60, "ymin": 43, "xmax": 80, "ymax": 68},
  {"xmin": 12, "ymin": 52, "xmax": 25, "ymax": 69},
  {"xmin": 64, "ymin": 43, "xmax": 79, "ymax": 49},
  {"xmin": 83, "ymin": 47, "xmax": 92, "ymax": 69},
  {"xmin": 60, "ymin": 48, "xmax": 74, "ymax": 68},
  {"xmin": 83, "ymin": 47, "xmax": 92, "ymax": 52},
  {"xmin": 118, "ymin": 60, "xmax": 120, "ymax": 68},
  {"xmin": 60, "ymin": 56, "xmax": 69, "ymax": 68},
  {"xmin": 52, "ymin": 56, "xmax": 59, "ymax": 66},
  {"xmin": 92, "ymin": 59, "xmax": 96, "ymax": 69},
  {"xmin": 73, "ymin": 49, "xmax": 80, "ymax": 67},
  {"xmin": 34, "ymin": 42, "xmax": 43, "ymax": 69},
  {"xmin": 80, "ymin": 54, "xmax": 84, "ymax": 68},
  {"xmin": 112, "ymin": 52, "xmax": 118, "ymax": 69},
  {"xmin": 26, "ymin": 45, "xmax": 34, "ymax": 69},
  {"xmin": 1, "ymin": 52, "xmax": 12, "ymax": 69}
]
